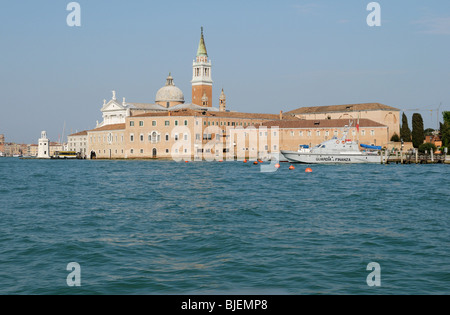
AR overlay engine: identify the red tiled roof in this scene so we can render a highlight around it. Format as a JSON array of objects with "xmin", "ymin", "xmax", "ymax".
[
  {"xmin": 286, "ymin": 103, "xmax": 400, "ymax": 115},
  {"xmin": 89, "ymin": 124, "xmax": 126, "ymax": 132},
  {"xmin": 68, "ymin": 130, "xmax": 88, "ymax": 136},
  {"xmin": 261, "ymin": 118, "xmax": 386, "ymax": 129}
]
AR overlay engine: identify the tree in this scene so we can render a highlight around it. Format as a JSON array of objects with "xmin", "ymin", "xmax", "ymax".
[
  {"xmin": 418, "ymin": 143, "xmax": 437, "ymax": 154},
  {"xmin": 441, "ymin": 111, "xmax": 450, "ymax": 148},
  {"xmin": 424, "ymin": 128, "xmax": 435, "ymax": 136},
  {"xmin": 411, "ymin": 113, "xmax": 425, "ymax": 148},
  {"xmin": 400, "ymin": 113, "xmax": 412, "ymax": 142},
  {"xmin": 443, "ymin": 111, "xmax": 450, "ymax": 124},
  {"xmin": 390, "ymin": 133, "xmax": 400, "ymax": 142}
]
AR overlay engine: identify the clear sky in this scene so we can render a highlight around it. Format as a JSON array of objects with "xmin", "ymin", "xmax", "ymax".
[{"xmin": 1, "ymin": 0, "xmax": 449, "ymax": 143}]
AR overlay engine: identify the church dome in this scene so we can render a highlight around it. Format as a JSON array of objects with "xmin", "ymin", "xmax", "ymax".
[{"xmin": 155, "ymin": 73, "xmax": 185, "ymax": 103}]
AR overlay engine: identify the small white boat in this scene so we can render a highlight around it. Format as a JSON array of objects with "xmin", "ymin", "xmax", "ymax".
[{"xmin": 281, "ymin": 126, "xmax": 382, "ymax": 164}]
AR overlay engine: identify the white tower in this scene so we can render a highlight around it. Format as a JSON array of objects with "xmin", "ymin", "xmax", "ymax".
[{"xmin": 38, "ymin": 131, "xmax": 50, "ymax": 159}]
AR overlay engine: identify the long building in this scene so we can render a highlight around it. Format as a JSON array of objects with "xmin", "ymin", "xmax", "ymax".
[{"xmin": 68, "ymin": 28, "xmax": 399, "ymax": 160}]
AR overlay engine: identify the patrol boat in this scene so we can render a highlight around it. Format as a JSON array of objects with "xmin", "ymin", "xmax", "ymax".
[{"xmin": 281, "ymin": 126, "xmax": 382, "ymax": 164}]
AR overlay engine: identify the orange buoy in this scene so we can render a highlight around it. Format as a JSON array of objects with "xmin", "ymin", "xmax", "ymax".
[
  {"xmin": 218, "ymin": 160, "xmax": 223, "ymax": 162},
  {"xmin": 258, "ymin": 159, "xmax": 263, "ymax": 163},
  {"xmin": 305, "ymin": 167, "xmax": 313, "ymax": 173},
  {"xmin": 243, "ymin": 159, "xmax": 248, "ymax": 163},
  {"xmin": 275, "ymin": 163, "xmax": 281, "ymax": 169},
  {"xmin": 185, "ymin": 161, "xmax": 189, "ymax": 163},
  {"xmin": 289, "ymin": 165, "xmax": 295, "ymax": 170},
  {"xmin": 253, "ymin": 161, "xmax": 258, "ymax": 165}
]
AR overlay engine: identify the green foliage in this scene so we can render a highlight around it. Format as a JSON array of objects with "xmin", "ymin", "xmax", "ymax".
[
  {"xmin": 443, "ymin": 111, "xmax": 450, "ymax": 124},
  {"xmin": 441, "ymin": 112, "xmax": 450, "ymax": 148},
  {"xmin": 390, "ymin": 133, "xmax": 400, "ymax": 142},
  {"xmin": 418, "ymin": 142, "xmax": 437, "ymax": 153},
  {"xmin": 441, "ymin": 122, "xmax": 450, "ymax": 148},
  {"xmin": 424, "ymin": 128, "xmax": 435, "ymax": 136},
  {"xmin": 412, "ymin": 113, "xmax": 425, "ymax": 148},
  {"xmin": 400, "ymin": 113, "xmax": 411, "ymax": 142}
]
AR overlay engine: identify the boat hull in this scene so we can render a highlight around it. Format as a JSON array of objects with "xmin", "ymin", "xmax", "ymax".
[{"xmin": 281, "ymin": 151, "xmax": 382, "ymax": 164}]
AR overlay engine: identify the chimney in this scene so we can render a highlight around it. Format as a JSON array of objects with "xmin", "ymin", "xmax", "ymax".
[{"xmin": 279, "ymin": 110, "xmax": 283, "ymax": 120}]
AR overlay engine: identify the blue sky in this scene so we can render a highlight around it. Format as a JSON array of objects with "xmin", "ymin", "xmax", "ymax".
[{"xmin": 1, "ymin": 0, "xmax": 449, "ymax": 143}]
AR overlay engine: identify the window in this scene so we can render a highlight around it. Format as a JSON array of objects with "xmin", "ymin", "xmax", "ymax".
[
  {"xmin": 370, "ymin": 130, "xmax": 375, "ymax": 136},
  {"xmin": 325, "ymin": 131, "xmax": 330, "ymax": 137},
  {"xmin": 130, "ymin": 149, "xmax": 134, "ymax": 154},
  {"xmin": 307, "ymin": 131, "xmax": 312, "ymax": 137},
  {"xmin": 362, "ymin": 130, "xmax": 366, "ymax": 136},
  {"xmin": 184, "ymin": 120, "xmax": 188, "ymax": 126},
  {"xmin": 165, "ymin": 134, "xmax": 169, "ymax": 141},
  {"xmin": 165, "ymin": 149, "xmax": 169, "ymax": 153},
  {"xmin": 130, "ymin": 121, "xmax": 134, "ymax": 127},
  {"xmin": 175, "ymin": 134, "xmax": 179, "ymax": 141},
  {"xmin": 139, "ymin": 121, "xmax": 144, "ymax": 127},
  {"xmin": 175, "ymin": 120, "xmax": 179, "ymax": 126},
  {"xmin": 152, "ymin": 121, "xmax": 157, "ymax": 126},
  {"xmin": 130, "ymin": 134, "xmax": 134, "ymax": 142},
  {"xmin": 184, "ymin": 134, "xmax": 188, "ymax": 141},
  {"xmin": 165, "ymin": 121, "xmax": 170, "ymax": 126},
  {"xmin": 316, "ymin": 131, "xmax": 320, "ymax": 136},
  {"xmin": 140, "ymin": 134, "xmax": 144, "ymax": 142}
]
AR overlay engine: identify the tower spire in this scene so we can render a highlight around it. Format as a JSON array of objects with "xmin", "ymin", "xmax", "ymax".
[{"xmin": 197, "ymin": 26, "xmax": 208, "ymax": 57}]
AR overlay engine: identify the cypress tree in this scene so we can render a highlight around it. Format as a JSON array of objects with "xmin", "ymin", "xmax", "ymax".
[
  {"xmin": 411, "ymin": 113, "xmax": 425, "ymax": 148},
  {"xmin": 400, "ymin": 113, "xmax": 412, "ymax": 142},
  {"xmin": 441, "ymin": 111, "xmax": 450, "ymax": 148}
]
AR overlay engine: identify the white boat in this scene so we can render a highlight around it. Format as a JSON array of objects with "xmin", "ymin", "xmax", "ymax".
[{"xmin": 281, "ymin": 126, "xmax": 382, "ymax": 164}]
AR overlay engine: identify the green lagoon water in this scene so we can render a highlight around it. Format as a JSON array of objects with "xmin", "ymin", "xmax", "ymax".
[{"xmin": 0, "ymin": 158, "xmax": 449, "ymax": 294}]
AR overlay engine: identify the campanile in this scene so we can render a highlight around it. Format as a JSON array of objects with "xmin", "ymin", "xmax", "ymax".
[{"xmin": 191, "ymin": 27, "xmax": 213, "ymax": 107}]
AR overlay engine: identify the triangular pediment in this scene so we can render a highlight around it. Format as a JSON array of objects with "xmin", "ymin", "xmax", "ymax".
[{"xmin": 102, "ymin": 99, "xmax": 126, "ymax": 112}]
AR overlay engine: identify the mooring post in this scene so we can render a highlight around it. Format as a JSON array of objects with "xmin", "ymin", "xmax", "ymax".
[
  {"xmin": 431, "ymin": 150, "xmax": 434, "ymax": 163},
  {"xmin": 415, "ymin": 149, "xmax": 418, "ymax": 164}
]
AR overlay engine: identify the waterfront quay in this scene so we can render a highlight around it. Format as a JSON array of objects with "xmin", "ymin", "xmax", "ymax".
[{"xmin": 383, "ymin": 151, "xmax": 450, "ymax": 164}]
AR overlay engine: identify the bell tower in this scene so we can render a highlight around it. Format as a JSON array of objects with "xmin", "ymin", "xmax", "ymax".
[{"xmin": 192, "ymin": 27, "xmax": 213, "ymax": 107}]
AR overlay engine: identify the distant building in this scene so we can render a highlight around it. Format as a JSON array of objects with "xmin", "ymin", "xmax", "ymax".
[
  {"xmin": 285, "ymin": 103, "xmax": 400, "ymax": 141},
  {"xmin": 425, "ymin": 134, "xmax": 442, "ymax": 148},
  {"xmin": 0, "ymin": 134, "xmax": 4, "ymax": 155},
  {"xmin": 67, "ymin": 130, "xmax": 88, "ymax": 158},
  {"xmin": 28, "ymin": 144, "xmax": 38, "ymax": 157},
  {"xmin": 262, "ymin": 118, "xmax": 390, "ymax": 151}
]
